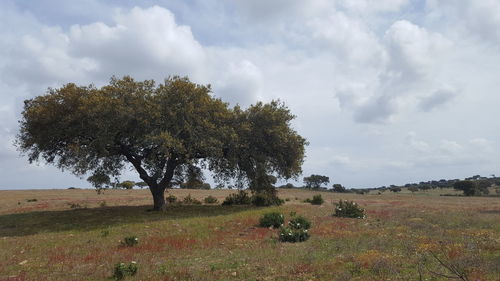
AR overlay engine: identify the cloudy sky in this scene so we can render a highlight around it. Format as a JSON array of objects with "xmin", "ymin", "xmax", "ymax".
[{"xmin": 1, "ymin": 0, "xmax": 500, "ymax": 189}]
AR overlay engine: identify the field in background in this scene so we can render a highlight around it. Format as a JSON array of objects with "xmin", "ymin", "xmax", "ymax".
[{"xmin": 0, "ymin": 188, "xmax": 499, "ymax": 280}]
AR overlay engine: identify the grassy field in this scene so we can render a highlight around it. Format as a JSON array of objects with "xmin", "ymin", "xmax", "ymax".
[{"xmin": 0, "ymin": 188, "xmax": 499, "ymax": 281}]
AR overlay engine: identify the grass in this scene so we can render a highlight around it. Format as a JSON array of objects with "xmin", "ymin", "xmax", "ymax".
[{"xmin": 0, "ymin": 188, "xmax": 499, "ymax": 280}]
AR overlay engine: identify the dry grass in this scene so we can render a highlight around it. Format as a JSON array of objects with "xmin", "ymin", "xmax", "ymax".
[{"xmin": 0, "ymin": 188, "xmax": 499, "ymax": 281}]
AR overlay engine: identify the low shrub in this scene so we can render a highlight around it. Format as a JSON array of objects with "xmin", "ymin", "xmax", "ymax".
[
  {"xmin": 182, "ymin": 194, "xmax": 202, "ymax": 205},
  {"xmin": 333, "ymin": 200, "xmax": 366, "ymax": 219},
  {"xmin": 113, "ymin": 262, "xmax": 138, "ymax": 280},
  {"xmin": 251, "ymin": 192, "xmax": 284, "ymax": 206},
  {"xmin": 259, "ymin": 212, "xmax": 285, "ymax": 228},
  {"xmin": 166, "ymin": 194, "xmax": 177, "ymax": 204},
  {"xmin": 26, "ymin": 198, "xmax": 37, "ymax": 202},
  {"xmin": 278, "ymin": 227, "xmax": 310, "ymax": 242},
  {"xmin": 203, "ymin": 195, "xmax": 218, "ymax": 204},
  {"xmin": 121, "ymin": 236, "xmax": 139, "ymax": 247},
  {"xmin": 222, "ymin": 190, "xmax": 252, "ymax": 205},
  {"xmin": 310, "ymin": 194, "xmax": 324, "ymax": 205},
  {"xmin": 289, "ymin": 216, "xmax": 311, "ymax": 230}
]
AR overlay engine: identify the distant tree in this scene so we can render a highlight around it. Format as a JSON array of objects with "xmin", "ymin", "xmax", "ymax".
[
  {"xmin": 178, "ymin": 165, "xmax": 210, "ymax": 189},
  {"xmin": 303, "ymin": 174, "xmax": 330, "ymax": 189},
  {"xmin": 280, "ymin": 183, "xmax": 295, "ymax": 189},
  {"xmin": 454, "ymin": 180, "xmax": 478, "ymax": 196},
  {"xmin": 119, "ymin": 180, "xmax": 135, "ymax": 189},
  {"xmin": 332, "ymin": 184, "xmax": 347, "ymax": 193},
  {"xmin": 476, "ymin": 180, "xmax": 491, "ymax": 195},
  {"xmin": 390, "ymin": 187, "xmax": 402, "ymax": 193},
  {"xmin": 135, "ymin": 182, "xmax": 148, "ymax": 189},
  {"xmin": 17, "ymin": 76, "xmax": 306, "ymax": 210},
  {"xmin": 408, "ymin": 186, "xmax": 419, "ymax": 193}
]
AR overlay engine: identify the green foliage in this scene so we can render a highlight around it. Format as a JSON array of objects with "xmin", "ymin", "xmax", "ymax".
[
  {"xmin": 278, "ymin": 213, "xmax": 311, "ymax": 242},
  {"xmin": 251, "ymin": 192, "xmax": 284, "ymax": 206},
  {"xmin": 259, "ymin": 212, "xmax": 285, "ymax": 228},
  {"xmin": 166, "ymin": 194, "xmax": 177, "ymax": 204},
  {"xmin": 121, "ymin": 236, "xmax": 139, "ymax": 247},
  {"xmin": 135, "ymin": 182, "xmax": 148, "ymax": 188},
  {"xmin": 26, "ymin": 199, "xmax": 37, "ymax": 202},
  {"xmin": 332, "ymin": 184, "xmax": 347, "ymax": 193},
  {"xmin": 279, "ymin": 183, "xmax": 296, "ymax": 189},
  {"xmin": 408, "ymin": 186, "xmax": 419, "ymax": 192},
  {"xmin": 217, "ymin": 101, "xmax": 307, "ymax": 196},
  {"xmin": 113, "ymin": 262, "xmax": 138, "ymax": 280},
  {"xmin": 310, "ymin": 194, "xmax": 324, "ymax": 205},
  {"xmin": 182, "ymin": 194, "xmax": 202, "ymax": 205},
  {"xmin": 178, "ymin": 165, "xmax": 211, "ymax": 189},
  {"xmin": 17, "ymin": 76, "xmax": 306, "ymax": 210},
  {"xmin": 118, "ymin": 180, "xmax": 135, "ymax": 189},
  {"xmin": 453, "ymin": 180, "xmax": 489, "ymax": 196},
  {"xmin": 278, "ymin": 227, "xmax": 310, "ymax": 242},
  {"xmin": 203, "ymin": 195, "xmax": 218, "ymax": 204},
  {"xmin": 222, "ymin": 190, "xmax": 252, "ymax": 205},
  {"xmin": 87, "ymin": 173, "xmax": 111, "ymax": 190},
  {"xmin": 303, "ymin": 174, "xmax": 329, "ymax": 189},
  {"xmin": 333, "ymin": 200, "xmax": 366, "ymax": 219},
  {"xmin": 288, "ymin": 216, "xmax": 311, "ymax": 230}
]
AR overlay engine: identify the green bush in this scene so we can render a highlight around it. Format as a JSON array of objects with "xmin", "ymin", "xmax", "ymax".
[
  {"xmin": 121, "ymin": 236, "xmax": 139, "ymax": 247},
  {"xmin": 333, "ymin": 200, "xmax": 366, "ymax": 219},
  {"xmin": 182, "ymin": 194, "xmax": 202, "ymax": 205},
  {"xmin": 289, "ymin": 216, "xmax": 311, "ymax": 230},
  {"xmin": 113, "ymin": 262, "xmax": 138, "ymax": 280},
  {"xmin": 259, "ymin": 212, "xmax": 285, "ymax": 228},
  {"xmin": 222, "ymin": 190, "xmax": 252, "ymax": 205},
  {"xmin": 203, "ymin": 195, "xmax": 218, "ymax": 204},
  {"xmin": 251, "ymin": 192, "xmax": 284, "ymax": 206},
  {"xmin": 166, "ymin": 194, "xmax": 177, "ymax": 204},
  {"xmin": 278, "ymin": 226, "xmax": 310, "ymax": 242},
  {"xmin": 310, "ymin": 194, "xmax": 324, "ymax": 205}
]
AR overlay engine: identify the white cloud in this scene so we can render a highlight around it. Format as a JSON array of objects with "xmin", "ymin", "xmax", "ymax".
[
  {"xmin": 418, "ymin": 88, "xmax": 457, "ymax": 112},
  {"xmin": 1, "ymin": 1, "xmax": 500, "ymax": 189},
  {"xmin": 338, "ymin": 0, "xmax": 410, "ymax": 14}
]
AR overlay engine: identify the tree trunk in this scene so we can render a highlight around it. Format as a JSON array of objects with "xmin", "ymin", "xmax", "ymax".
[{"xmin": 150, "ymin": 186, "xmax": 166, "ymax": 211}]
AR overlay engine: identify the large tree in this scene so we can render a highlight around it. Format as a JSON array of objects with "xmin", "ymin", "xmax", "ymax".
[
  {"xmin": 17, "ymin": 76, "xmax": 306, "ymax": 210},
  {"xmin": 303, "ymin": 174, "xmax": 330, "ymax": 189}
]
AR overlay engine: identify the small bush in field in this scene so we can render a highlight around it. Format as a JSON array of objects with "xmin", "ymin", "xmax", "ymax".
[
  {"xmin": 333, "ymin": 200, "xmax": 366, "ymax": 219},
  {"xmin": 222, "ymin": 190, "xmax": 251, "ymax": 205},
  {"xmin": 121, "ymin": 236, "xmax": 139, "ymax": 247},
  {"xmin": 279, "ymin": 227, "xmax": 310, "ymax": 242},
  {"xmin": 251, "ymin": 192, "xmax": 284, "ymax": 206},
  {"xmin": 26, "ymin": 198, "xmax": 37, "ymax": 202},
  {"xmin": 203, "ymin": 195, "xmax": 218, "ymax": 204},
  {"xmin": 289, "ymin": 216, "xmax": 311, "ymax": 230},
  {"xmin": 166, "ymin": 194, "xmax": 177, "ymax": 204},
  {"xmin": 259, "ymin": 212, "xmax": 285, "ymax": 228},
  {"xmin": 113, "ymin": 262, "xmax": 138, "ymax": 280},
  {"xmin": 310, "ymin": 194, "xmax": 324, "ymax": 205},
  {"xmin": 182, "ymin": 194, "xmax": 202, "ymax": 205}
]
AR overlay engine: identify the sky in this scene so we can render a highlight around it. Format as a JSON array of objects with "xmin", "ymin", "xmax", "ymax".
[{"xmin": 1, "ymin": 0, "xmax": 500, "ymax": 189}]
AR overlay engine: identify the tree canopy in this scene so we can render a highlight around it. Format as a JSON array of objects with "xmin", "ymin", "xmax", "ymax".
[
  {"xmin": 17, "ymin": 76, "xmax": 307, "ymax": 210},
  {"xmin": 303, "ymin": 174, "xmax": 330, "ymax": 189}
]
